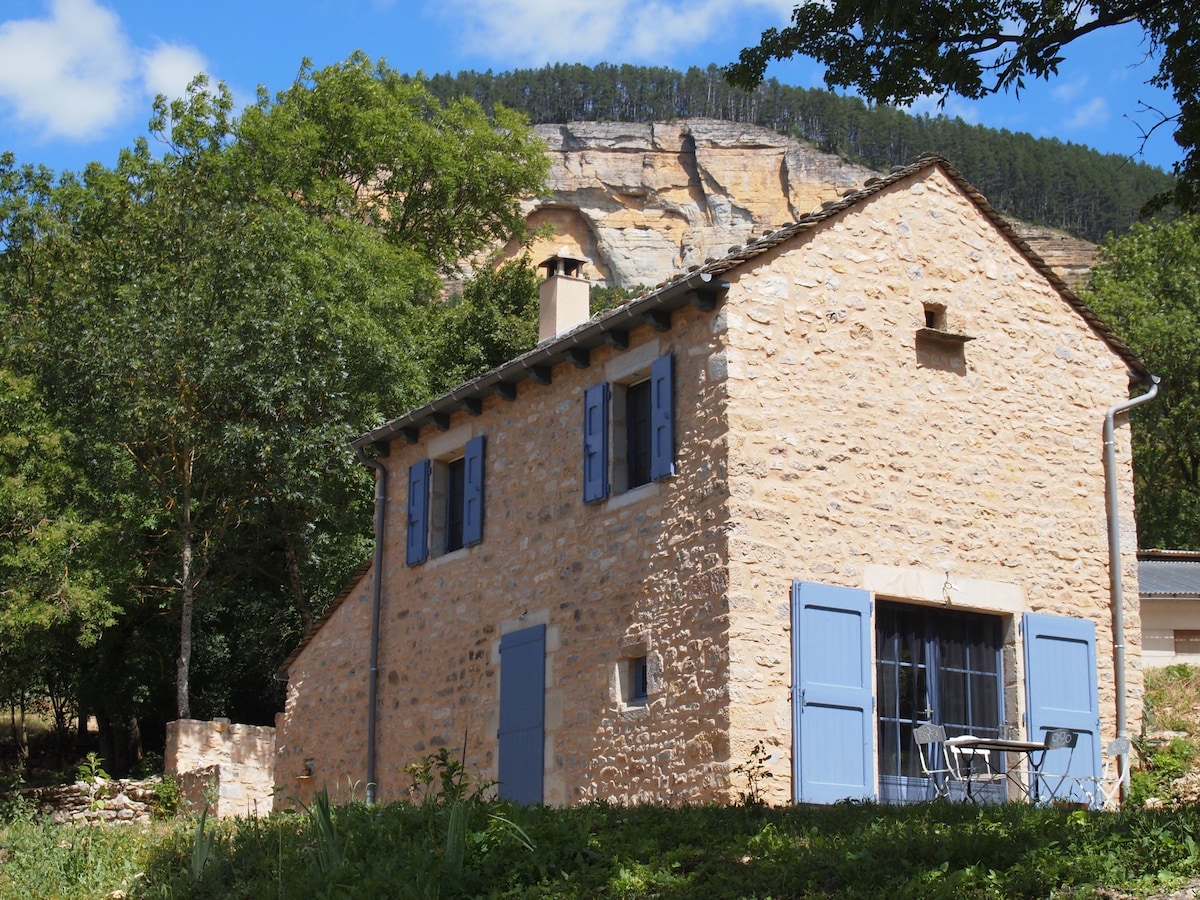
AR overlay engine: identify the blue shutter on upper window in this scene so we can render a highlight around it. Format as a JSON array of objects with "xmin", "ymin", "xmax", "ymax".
[
  {"xmin": 583, "ymin": 382, "xmax": 610, "ymax": 503},
  {"xmin": 463, "ymin": 434, "xmax": 485, "ymax": 546},
  {"xmin": 649, "ymin": 353, "xmax": 674, "ymax": 481},
  {"xmin": 406, "ymin": 459, "xmax": 430, "ymax": 566}
]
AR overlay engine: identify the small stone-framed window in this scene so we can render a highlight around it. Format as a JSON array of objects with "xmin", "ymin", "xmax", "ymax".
[{"xmin": 618, "ymin": 655, "xmax": 649, "ymax": 706}]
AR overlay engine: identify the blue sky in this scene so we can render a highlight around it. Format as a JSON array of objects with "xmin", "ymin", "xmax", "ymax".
[{"xmin": 0, "ymin": 0, "xmax": 1184, "ymax": 179}]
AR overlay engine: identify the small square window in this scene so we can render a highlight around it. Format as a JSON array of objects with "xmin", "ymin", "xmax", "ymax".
[
  {"xmin": 924, "ymin": 304, "xmax": 946, "ymax": 330},
  {"xmin": 633, "ymin": 656, "xmax": 648, "ymax": 701},
  {"xmin": 619, "ymin": 655, "xmax": 650, "ymax": 706}
]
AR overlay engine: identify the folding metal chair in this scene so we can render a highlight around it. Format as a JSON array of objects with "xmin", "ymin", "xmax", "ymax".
[
  {"xmin": 1034, "ymin": 728, "xmax": 1080, "ymax": 803},
  {"xmin": 913, "ymin": 723, "xmax": 954, "ymax": 800},
  {"xmin": 1092, "ymin": 737, "xmax": 1132, "ymax": 810},
  {"xmin": 945, "ymin": 735, "xmax": 1007, "ymax": 802}
]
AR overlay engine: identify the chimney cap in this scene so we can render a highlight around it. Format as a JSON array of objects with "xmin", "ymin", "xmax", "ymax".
[{"xmin": 537, "ymin": 247, "xmax": 589, "ymax": 272}]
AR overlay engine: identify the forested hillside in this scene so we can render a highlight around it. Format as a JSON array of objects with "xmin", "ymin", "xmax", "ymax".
[{"xmin": 425, "ymin": 63, "xmax": 1175, "ymax": 243}]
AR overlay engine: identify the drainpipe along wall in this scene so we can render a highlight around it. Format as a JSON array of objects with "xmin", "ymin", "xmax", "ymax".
[
  {"xmin": 1103, "ymin": 373, "xmax": 1158, "ymax": 793},
  {"xmin": 355, "ymin": 445, "xmax": 388, "ymax": 804}
]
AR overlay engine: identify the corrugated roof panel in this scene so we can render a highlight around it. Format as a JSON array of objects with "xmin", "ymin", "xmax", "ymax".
[{"xmin": 1138, "ymin": 558, "xmax": 1200, "ymax": 597}]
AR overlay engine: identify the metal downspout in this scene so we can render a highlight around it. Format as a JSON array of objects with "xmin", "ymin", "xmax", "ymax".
[
  {"xmin": 355, "ymin": 445, "xmax": 387, "ymax": 805},
  {"xmin": 1103, "ymin": 373, "xmax": 1158, "ymax": 794}
]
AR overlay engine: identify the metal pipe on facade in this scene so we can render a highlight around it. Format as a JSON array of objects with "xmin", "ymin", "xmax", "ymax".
[
  {"xmin": 1103, "ymin": 373, "xmax": 1158, "ymax": 791},
  {"xmin": 355, "ymin": 445, "xmax": 388, "ymax": 804}
]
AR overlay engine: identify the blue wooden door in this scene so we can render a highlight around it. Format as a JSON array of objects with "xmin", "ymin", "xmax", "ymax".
[
  {"xmin": 1023, "ymin": 612, "xmax": 1102, "ymax": 804},
  {"xmin": 791, "ymin": 581, "xmax": 876, "ymax": 803},
  {"xmin": 498, "ymin": 625, "xmax": 545, "ymax": 804}
]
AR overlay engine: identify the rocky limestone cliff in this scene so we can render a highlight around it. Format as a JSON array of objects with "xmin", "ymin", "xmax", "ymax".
[{"xmin": 506, "ymin": 119, "xmax": 1096, "ymax": 292}]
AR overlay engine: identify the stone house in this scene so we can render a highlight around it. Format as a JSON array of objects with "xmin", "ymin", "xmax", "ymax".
[{"xmin": 274, "ymin": 156, "xmax": 1151, "ymax": 807}]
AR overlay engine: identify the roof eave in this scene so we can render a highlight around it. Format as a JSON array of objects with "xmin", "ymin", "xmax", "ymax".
[{"xmin": 352, "ymin": 270, "xmax": 730, "ymax": 450}]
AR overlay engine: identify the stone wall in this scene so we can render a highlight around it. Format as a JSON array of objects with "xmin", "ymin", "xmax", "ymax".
[
  {"xmin": 275, "ymin": 579, "xmax": 373, "ymax": 808},
  {"xmin": 718, "ymin": 167, "xmax": 1141, "ymax": 802},
  {"xmin": 166, "ymin": 718, "xmax": 276, "ymax": 817},
  {"xmin": 28, "ymin": 779, "xmax": 157, "ymax": 825},
  {"xmin": 278, "ymin": 302, "xmax": 735, "ymax": 807}
]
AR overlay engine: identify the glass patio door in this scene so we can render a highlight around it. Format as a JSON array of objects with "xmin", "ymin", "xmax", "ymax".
[{"xmin": 876, "ymin": 602, "xmax": 1004, "ymax": 803}]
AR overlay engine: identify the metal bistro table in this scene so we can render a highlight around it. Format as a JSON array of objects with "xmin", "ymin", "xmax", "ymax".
[{"xmin": 943, "ymin": 735, "xmax": 1059, "ymax": 803}]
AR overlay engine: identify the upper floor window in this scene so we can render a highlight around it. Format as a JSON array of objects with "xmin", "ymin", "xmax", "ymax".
[
  {"xmin": 406, "ymin": 434, "xmax": 485, "ymax": 565},
  {"xmin": 625, "ymin": 378, "xmax": 653, "ymax": 489},
  {"xmin": 583, "ymin": 352, "xmax": 674, "ymax": 504}
]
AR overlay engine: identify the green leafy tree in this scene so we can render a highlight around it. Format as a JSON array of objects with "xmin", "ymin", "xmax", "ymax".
[
  {"xmin": 0, "ymin": 369, "xmax": 118, "ymax": 766},
  {"xmin": 423, "ymin": 258, "xmax": 541, "ymax": 395},
  {"xmin": 1082, "ymin": 216, "xmax": 1200, "ymax": 549},
  {"xmin": 725, "ymin": 1, "xmax": 1195, "ymax": 210},
  {"xmin": 235, "ymin": 53, "xmax": 549, "ymax": 273},
  {"xmin": 1, "ymin": 56, "xmax": 549, "ymax": 740}
]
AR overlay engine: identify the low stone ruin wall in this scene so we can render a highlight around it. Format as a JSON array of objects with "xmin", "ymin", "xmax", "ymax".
[
  {"xmin": 166, "ymin": 718, "xmax": 276, "ymax": 818},
  {"xmin": 25, "ymin": 779, "xmax": 157, "ymax": 825}
]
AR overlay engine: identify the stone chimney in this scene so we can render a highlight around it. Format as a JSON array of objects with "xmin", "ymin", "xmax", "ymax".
[{"xmin": 537, "ymin": 248, "xmax": 590, "ymax": 342}]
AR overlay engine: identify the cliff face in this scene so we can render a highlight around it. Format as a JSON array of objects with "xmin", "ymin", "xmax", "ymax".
[{"xmin": 508, "ymin": 119, "xmax": 1096, "ymax": 291}]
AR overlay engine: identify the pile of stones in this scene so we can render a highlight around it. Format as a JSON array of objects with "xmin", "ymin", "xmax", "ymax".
[{"xmin": 22, "ymin": 777, "xmax": 159, "ymax": 825}]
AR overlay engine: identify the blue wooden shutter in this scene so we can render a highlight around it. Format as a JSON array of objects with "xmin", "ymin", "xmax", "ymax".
[
  {"xmin": 791, "ymin": 580, "xmax": 875, "ymax": 803},
  {"xmin": 462, "ymin": 434, "xmax": 485, "ymax": 546},
  {"xmin": 405, "ymin": 459, "xmax": 430, "ymax": 566},
  {"xmin": 583, "ymin": 382, "xmax": 610, "ymax": 503},
  {"xmin": 498, "ymin": 624, "xmax": 545, "ymax": 804},
  {"xmin": 649, "ymin": 353, "xmax": 675, "ymax": 482},
  {"xmin": 1023, "ymin": 612, "xmax": 1102, "ymax": 804}
]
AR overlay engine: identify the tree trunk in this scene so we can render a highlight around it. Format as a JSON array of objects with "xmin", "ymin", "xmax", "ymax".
[
  {"xmin": 14, "ymin": 692, "xmax": 28, "ymax": 772},
  {"xmin": 177, "ymin": 462, "xmax": 194, "ymax": 721},
  {"xmin": 284, "ymin": 530, "xmax": 315, "ymax": 633}
]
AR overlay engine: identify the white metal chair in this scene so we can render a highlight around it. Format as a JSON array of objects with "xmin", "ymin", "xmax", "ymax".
[
  {"xmin": 945, "ymin": 735, "xmax": 1007, "ymax": 802},
  {"xmin": 913, "ymin": 723, "xmax": 954, "ymax": 800},
  {"xmin": 1087, "ymin": 737, "xmax": 1132, "ymax": 810}
]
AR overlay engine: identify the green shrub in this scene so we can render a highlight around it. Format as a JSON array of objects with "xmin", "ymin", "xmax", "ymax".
[
  {"xmin": 151, "ymin": 775, "xmax": 183, "ymax": 819},
  {"xmin": 1130, "ymin": 737, "xmax": 1197, "ymax": 806}
]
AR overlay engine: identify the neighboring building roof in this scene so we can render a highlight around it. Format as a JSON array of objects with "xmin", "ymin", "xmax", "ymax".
[
  {"xmin": 1139, "ymin": 550, "xmax": 1200, "ymax": 598},
  {"xmin": 352, "ymin": 154, "xmax": 1149, "ymax": 452}
]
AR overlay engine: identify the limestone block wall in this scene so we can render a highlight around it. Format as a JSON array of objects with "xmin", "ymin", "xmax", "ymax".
[
  {"xmin": 274, "ymin": 573, "xmax": 374, "ymax": 807},
  {"xmin": 277, "ymin": 302, "xmax": 735, "ymax": 806},
  {"xmin": 278, "ymin": 162, "xmax": 1140, "ymax": 809},
  {"xmin": 166, "ymin": 719, "xmax": 277, "ymax": 817},
  {"xmin": 716, "ymin": 167, "xmax": 1142, "ymax": 803}
]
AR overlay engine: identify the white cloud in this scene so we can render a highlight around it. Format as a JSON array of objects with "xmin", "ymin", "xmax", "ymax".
[
  {"xmin": 0, "ymin": 0, "xmax": 136, "ymax": 140},
  {"xmin": 141, "ymin": 42, "xmax": 210, "ymax": 102},
  {"xmin": 1052, "ymin": 77, "xmax": 1088, "ymax": 103},
  {"xmin": 1063, "ymin": 96, "xmax": 1109, "ymax": 132},
  {"xmin": 0, "ymin": 0, "xmax": 209, "ymax": 144},
  {"xmin": 435, "ymin": 0, "xmax": 795, "ymax": 67}
]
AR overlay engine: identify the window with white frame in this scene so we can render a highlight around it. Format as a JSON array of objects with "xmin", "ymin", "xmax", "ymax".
[
  {"xmin": 583, "ymin": 352, "xmax": 674, "ymax": 503},
  {"xmin": 406, "ymin": 434, "xmax": 485, "ymax": 565}
]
